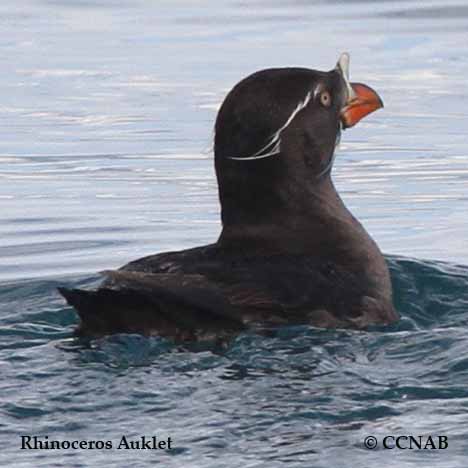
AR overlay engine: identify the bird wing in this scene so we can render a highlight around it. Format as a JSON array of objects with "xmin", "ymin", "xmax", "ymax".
[{"xmin": 59, "ymin": 264, "xmax": 290, "ymax": 338}]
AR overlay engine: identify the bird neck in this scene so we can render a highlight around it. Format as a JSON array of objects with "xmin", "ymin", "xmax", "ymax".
[{"xmin": 218, "ymin": 176, "xmax": 359, "ymax": 251}]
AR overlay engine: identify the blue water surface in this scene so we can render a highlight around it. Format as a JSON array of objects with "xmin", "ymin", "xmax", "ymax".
[{"xmin": 1, "ymin": 1, "xmax": 468, "ymax": 467}]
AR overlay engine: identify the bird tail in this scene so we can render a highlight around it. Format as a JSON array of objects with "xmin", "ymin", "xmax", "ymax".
[
  {"xmin": 58, "ymin": 281, "xmax": 244, "ymax": 340},
  {"xmin": 58, "ymin": 287, "xmax": 182, "ymax": 337}
]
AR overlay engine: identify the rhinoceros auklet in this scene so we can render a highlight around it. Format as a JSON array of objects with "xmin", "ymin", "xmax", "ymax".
[{"xmin": 59, "ymin": 53, "xmax": 398, "ymax": 339}]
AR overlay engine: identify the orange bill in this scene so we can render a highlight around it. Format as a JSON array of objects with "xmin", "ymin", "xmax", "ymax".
[{"xmin": 341, "ymin": 83, "xmax": 384, "ymax": 129}]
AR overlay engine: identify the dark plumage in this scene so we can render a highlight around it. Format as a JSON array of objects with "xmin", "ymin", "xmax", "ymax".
[{"xmin": 59, "ymin": 53, "xmax": 398, "ymax": 339}]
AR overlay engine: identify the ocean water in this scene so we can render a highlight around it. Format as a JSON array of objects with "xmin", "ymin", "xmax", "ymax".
[{"xmin": 1, "ymin": 0, "xmax": 468, "ymax": 467}]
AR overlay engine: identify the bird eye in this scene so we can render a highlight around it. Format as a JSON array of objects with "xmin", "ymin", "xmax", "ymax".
[{"xmin": 320, "ymin": 90, "xmax": 331, "ymax": 108}]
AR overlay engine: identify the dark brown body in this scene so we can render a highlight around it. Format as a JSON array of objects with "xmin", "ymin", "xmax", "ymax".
[
  {"xmin": 60, "ymin": 176, "xmax": 396, "ymax": 338},
  {"xmin": 59, "ymin": 59, "xmax": 398, "ymax": 339}
]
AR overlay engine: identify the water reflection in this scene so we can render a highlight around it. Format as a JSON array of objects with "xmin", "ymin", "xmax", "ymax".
[{"xmin": 0, "ymin": 0, "xmax": 467, "ymax": 281}]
